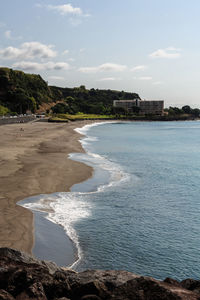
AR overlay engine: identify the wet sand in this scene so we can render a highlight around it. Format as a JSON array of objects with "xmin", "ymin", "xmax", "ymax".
[
  {"xmin": 0, "ymin": 120, "xmax": 95, "ymax": 254},
  {"xmin": 33, "ymin": 210, "xmax": 76, "ymax": 266}
]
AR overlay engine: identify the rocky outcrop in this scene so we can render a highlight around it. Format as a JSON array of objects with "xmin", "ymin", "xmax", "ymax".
[{"xmin": 0, "ymin": 248, "xmax": 199, "ymax": 300}]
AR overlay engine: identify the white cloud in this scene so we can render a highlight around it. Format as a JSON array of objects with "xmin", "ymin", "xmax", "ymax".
[
  {"xmin": 80, "ymin": 48, "xmax": 86, "ymax": 53},
  {"xmin": 67, "ymin": 58, "xmax": 75, "ymax": 62},
  {"xmin": 69, "ymin": 18, "xmax": 82, "ymax": 27},
  {"xmin": 0, "ymin": 22, "xmax": 5, "ymax": 28},
  {"xmin": 99, "ymin": 63, "xmax": 127, "ymax": 72},
  {"xmin": 62, "ymin": 50, "xmax": 69, "ymax": 55},
  {"xmin": 0, "ymin": 42, "xmax": 56, "ymax": 60},
  {"xmin": 38, "ymin": 4, "xmax": 90, "ymax": 26},
  {"xmin": 5, "ymin": 30, "xmax": 11, "ymax": 39},
  {"xmin": 12, "ymin": 61, "xmax": 70, "ymax": 71},
  {"xmin": 166, "ymin": 46, "xmax": 181, "ymax": 51},
  {"xmin": 131, "ymin": 65, "xmax": 147, "ymax": 72},
  {"xmin": 47, "ymin": 4, "xmax": 89, "ymax": 17},
  {"xmin": 79, "ymin": 63, "xmax": 127, "ymax": 73},
  {"xmin": 98, "ymin": 77, "xmax": 121, "ymax": 81},
  {"xmin": 153, "ymin": 81, "xmax": 163, "ymax": 85},
  {"xmin": 4, "ymin": 30, "xmax": 22, "ymax": 40},
  {"xmin": 139, "ymin": 76, "xmax": 152, "ymax": 80},
  {"xmin": 79, "ymin": 67, "xmax": 97, "ymax": 73},
  {"xmin": 133, "ymin": 76, "xmax": 152, "ymax": 81},
  {"xmin": 35, "ymin": 4, "xmax": 42, "ymax": 8},
  {"xmin": 149, "ymin": 47, "xmax": 181, "ymax": 59},
  {"xmin": 48, "ymin": 76, "xmax": 65, "ymax": 81}
]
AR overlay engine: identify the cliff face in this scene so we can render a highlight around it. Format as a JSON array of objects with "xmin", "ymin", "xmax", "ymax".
[{"xmin": 0, "ymin": 248, "xmax": 200, "ymax": 300}]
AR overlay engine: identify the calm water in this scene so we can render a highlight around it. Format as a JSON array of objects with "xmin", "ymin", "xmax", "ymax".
[{"xmin": 23, "ymin": 121, "xmax": 200, "ymax": 280}]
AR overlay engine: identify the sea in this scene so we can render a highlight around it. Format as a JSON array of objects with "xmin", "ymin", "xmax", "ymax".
[{"xmin": 20, "ymin": 121, "xmax": 200, "ymax": 281}]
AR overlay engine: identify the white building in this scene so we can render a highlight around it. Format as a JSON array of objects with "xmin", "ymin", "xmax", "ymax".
[{"xmin": 113, "ymin": 99, "xmax": 164, "ymax": 115}]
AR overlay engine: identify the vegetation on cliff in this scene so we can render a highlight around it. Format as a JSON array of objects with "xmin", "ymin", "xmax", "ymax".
[
  {"xmin": 0, "ymin": 67, "xmax": 53, "ymax": 114},
  {"xmin": 0, "ymin": 67, "xmax": 139, "ymax": 115}
]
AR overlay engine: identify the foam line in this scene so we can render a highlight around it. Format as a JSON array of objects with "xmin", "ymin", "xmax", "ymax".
[{"xmin": 20, "ymin": 121, "xmax": 130, "ymax": 269}]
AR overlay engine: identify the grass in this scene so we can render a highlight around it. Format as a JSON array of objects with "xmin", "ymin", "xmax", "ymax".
[
  {"xmin": 49, "ymin": 113, "xmax": 116, "ymax": 122},
  {"xmin": 49, "ymin": 113, "xmax": 197, "ymax": 123}
]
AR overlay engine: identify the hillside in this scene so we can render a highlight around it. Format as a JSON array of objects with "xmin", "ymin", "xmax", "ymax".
[
  {"xmin": 0, "ymin": 68, "xmax": 53, "ymax": 114},
  {"xmin": 0, "ymin": 67, "xmax": 140, "ymax": 115}
]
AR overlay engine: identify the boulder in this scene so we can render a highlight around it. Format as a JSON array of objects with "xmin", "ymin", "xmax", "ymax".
[
  {"xmin": 0, "ymin": 248, "xmax": 200, "ymax": 300},
  {"xmin": 0, "ymin": 289, "xmax": 15, "ymax": 300}
]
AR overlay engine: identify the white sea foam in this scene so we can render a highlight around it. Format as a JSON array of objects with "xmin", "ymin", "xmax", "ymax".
[
  {"xmin": 73, "ymin": 121, "xmax": 130, "ymax": 190},
  {"xmin": 22, "ymin": 192, "xmax": 92, "ymax": 268},
  {"xmin": 75, "ymin": 120, "xmax": 119, "ymax": 136},
  {"xmin": 69, "ymin": 150, "xmax": 130, "ymax": 192},
  {"xmin": 47, "ymin": 192, "xmax": 92, "ymax": 268},
  {"xmin": 20, "ymin": 121, "xmax": 130, "ymax": 268},
  {"xmin": 80, "ymin": 136, "xmax": 99, "ymax": 148}
]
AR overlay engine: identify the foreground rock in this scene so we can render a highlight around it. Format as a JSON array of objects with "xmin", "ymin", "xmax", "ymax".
[{"xmin": 0, "ymin": 248, "xmax": 199, "ymax": 300}]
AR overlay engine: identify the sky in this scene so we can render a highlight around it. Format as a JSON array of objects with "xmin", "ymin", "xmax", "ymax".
[{"xmin": 1, "ymin": 0, "xmax": 200, "ymax": 108}]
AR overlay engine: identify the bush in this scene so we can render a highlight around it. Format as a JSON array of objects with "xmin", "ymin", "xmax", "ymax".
[{"xmin": 0, "ymin": 105, "xmax": 10, "ymax": 116}]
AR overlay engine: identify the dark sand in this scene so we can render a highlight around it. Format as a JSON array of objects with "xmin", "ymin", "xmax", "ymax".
[
  {"xmin": 0, "ymin": 120, "xmax": 97, "ymax": 255},
  {"xmin": 33, "ymin": 211, "xmax": 75, "ymax": 266}
]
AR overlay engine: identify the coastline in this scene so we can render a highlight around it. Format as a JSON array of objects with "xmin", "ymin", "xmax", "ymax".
[{"xmin": 0, "ymin": 120, "xmax": 99, "ymax": 255}]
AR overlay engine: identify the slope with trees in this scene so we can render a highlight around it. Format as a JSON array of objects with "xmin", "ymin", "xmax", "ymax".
[
  {"xmin": 0, "ymin": 68, "xmax": 140, "ymax": 115},
  {"xmin": 0, "ymin": 68, "xmax": 52, "ymax": 114}
]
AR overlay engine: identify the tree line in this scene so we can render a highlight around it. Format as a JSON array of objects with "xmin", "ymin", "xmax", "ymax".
[{"xmin": 165, "ymin": 106, "xmax": 200, "ymax": 117}]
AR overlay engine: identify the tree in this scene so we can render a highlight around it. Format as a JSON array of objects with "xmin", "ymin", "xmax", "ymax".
[
  {"xmin": 65, "ymin": 96, "xmax": 75, "ymax": 104},
  {"xmin": 0, "ymin": 105, "xmax": 10, "ymax": 116},
  {"xmin": 7, "ymin": 88, "xmax": 33, "ymax": 114},
  {"xmin": 192, "ymin": 108, "xmax": 200, "ymax": 117},
  {"xmin": 182, "ymin": 105, "xmax": 192, "ymax": 114},
  {"xmin": 51, "ymin": 103, "xmax": 69, "ymax": 114},
  {"xmin": 113, "ymin": 106, "xmax": 126, "ymax": 115},
  {"xmin": 27, "ymin": 97, "xmax": 37, "ymax": 113},
  {"xmin": 168, "ymin": 106, "xmax": 182, "ymax": 115}
]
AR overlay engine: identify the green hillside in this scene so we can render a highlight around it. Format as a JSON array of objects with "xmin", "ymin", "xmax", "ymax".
[
  {"xmin": 0, "ymin": 67, "xmax": 140, "ymax": 115},
  {"xmin": 0, "ymin": 68, "xmax": 52, "ymax": 114}
]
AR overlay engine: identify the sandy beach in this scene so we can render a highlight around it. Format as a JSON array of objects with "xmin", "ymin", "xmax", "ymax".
[{"xmin": 0, "ymin": 120, "xmax": 95, "ymax": 254}]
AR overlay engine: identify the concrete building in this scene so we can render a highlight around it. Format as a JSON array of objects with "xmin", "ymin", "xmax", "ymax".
[
  {"xmin": 113, "ymin": 99, "xmax": 164, "ymax": 115},
  {"xmin": 113, "ymin": 99, "xmax": 140, "ymax": 111},
  {"xmin": 139, "ymin": 100, "xmax": 164, "ymax": 115}
]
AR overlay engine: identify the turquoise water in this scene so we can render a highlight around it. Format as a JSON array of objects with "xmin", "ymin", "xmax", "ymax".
[
  {"xmin": 22, "ymin": 121, "xmax": 200, "ymax": 281},
  {"xmin": 71, "ymin": 121, "xmax": 200, "ymax": 280}
]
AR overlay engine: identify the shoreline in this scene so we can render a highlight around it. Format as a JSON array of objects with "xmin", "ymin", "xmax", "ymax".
[
  {"xmin": 19, "ymin": 120, "xmax": 116, "ymax": 268},
  {"xmin": 0, "ymin": 120, "xmax": 99, "ymax": 255}
]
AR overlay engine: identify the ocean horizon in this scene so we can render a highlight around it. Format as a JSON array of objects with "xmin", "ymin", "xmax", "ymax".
[{"xmin": 20, "ymin": 121, "xmax": 200, "ymax": 281}]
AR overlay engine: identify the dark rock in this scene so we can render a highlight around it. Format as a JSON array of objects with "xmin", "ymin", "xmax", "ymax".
[
  {"xmin": 43, "ymin": 270, "xmax": 71, "ymax": 299},
  {"xmin": 55, "ymin": 298, "xmax": 71, "ymax": 300},
  {"xmin": 0, "ymin": 247, "xmax": 200, "ymax": 300},
  {"xmin": 111, "ymin": 276, "xmax": 200, "ymax": 300},
  {"xmin": 81, "ymin": 295, "xmax": 102, "ymax": 300},
  {"xmin": 181, "ymin": 279, "xmax": 200, "ymax": 295},
  {"xmin": 0, "ymin": 289, "xmax": 15, "ymax": 300},
  {"xmin": 71, "ymin": 279, "xmax": 107, "ymax": 299},
  {"xmin": 0, "ymin": 247, "xmax": 59, "ymax": 275},
  {"xmin": 16, "ymin": 282, "xmax": 47, "ymax": 300},
  {"xmin": 68, "ymin": 270, "xmax": 138, "ymax": 293},
  {"xmin": 181, "ymin": 278, "xmax": 200, "ymax": 290},
  {"xmin": 164, "ymin": 277, "xmax": 180, "ymax": 286}
]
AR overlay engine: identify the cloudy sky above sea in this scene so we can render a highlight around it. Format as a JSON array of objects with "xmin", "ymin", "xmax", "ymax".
[{"xmin": 1, "ymin": 0, "xmax": 200, "ymax": 107}]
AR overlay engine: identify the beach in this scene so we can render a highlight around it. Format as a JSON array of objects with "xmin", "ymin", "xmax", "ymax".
[{"xmin": 0, "ymin": 120, "xmax": 95, "ymax": 255}]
